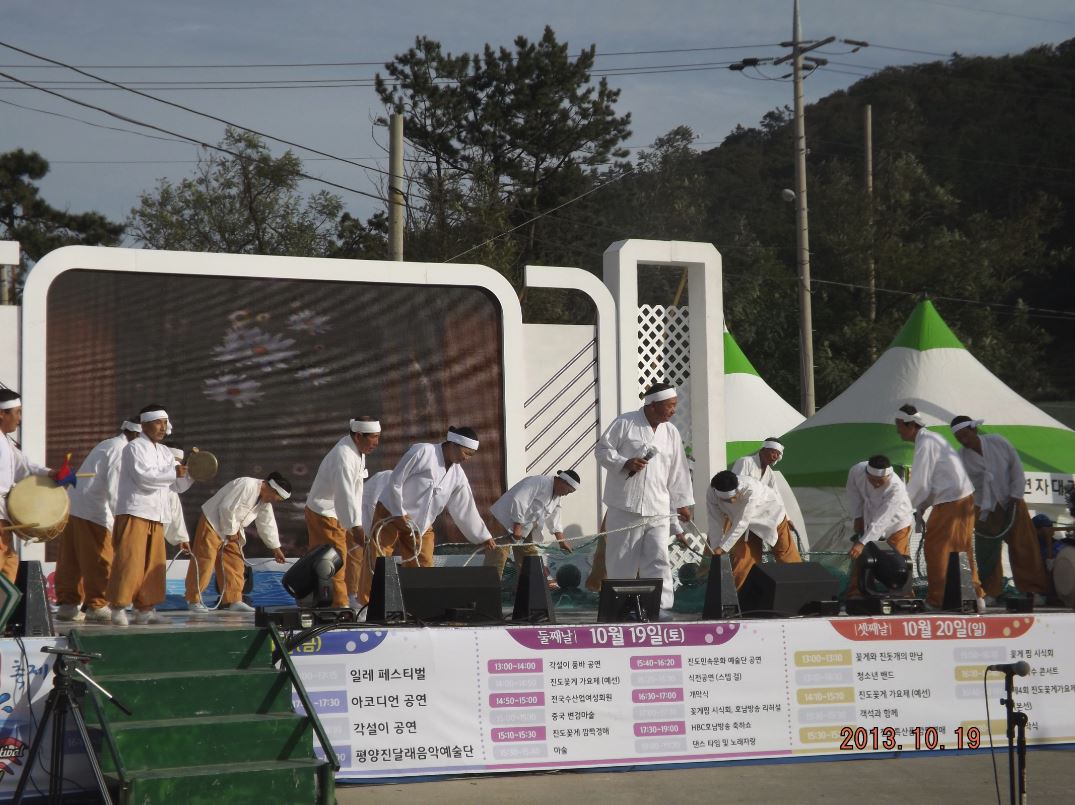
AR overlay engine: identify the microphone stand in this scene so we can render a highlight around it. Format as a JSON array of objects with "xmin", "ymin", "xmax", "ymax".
[{"xmin": 1001, "ymin": 670, "xmax": 1029, "ymax": 805}]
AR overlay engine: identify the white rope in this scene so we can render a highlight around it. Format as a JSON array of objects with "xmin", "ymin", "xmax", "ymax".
[
  {"xmin": 461, "ymin": 513, "xmax": 683, "ymax": 567},
  {"xmin": 167, "ymin": 535, "xmax": 247, "ymax": 612}
]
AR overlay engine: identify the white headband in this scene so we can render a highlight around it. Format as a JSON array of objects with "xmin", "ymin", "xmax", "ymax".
[
  {"xmin": 121, "ymin": 420, "xmax": 142, "ymax": 433},
  {"xmin": 714, "ymin": 487, "xmax": 739, "ymax": 500},
  {"xmin": 267, "ymin": 478, "xmax": 291, "ymax": 500},
  {"xmin": 140, "ymin": 410, "xmax": 169, "ymax": 423},
  {"xmin": 447, "ymin": 431, "xmax": 479, "ymax": 450},
  {"xmin": 762, "ymin": 440, "xmax": 784, "ymax": 453},
  {"xmin": 169, "ymin": 447, "xmax": 185, "ymax": 460},
  {"xmin": 350, "ymin": 419, "xmax": 381, "ymax": 434},
  {"xmin": 895, "ymin": 408, "xmax": 924, "ymax": 426},
  {"xmin": 951, "ymin": 418, "xmax": 984, "ymax": 434},
  {"xmin": 556, "ymin": 472, "xmax": 580, "ymax": 490},
  {"xmin": 643, "ymin": 388, "xmax": 677, "ymax": 404},
  {"xmin": 866, "ymin": 464, "xmax": 893, "ymax": 478},
  {"xmin": 0, "ymin": 398, "xmax": 21, "ymax": 410}
]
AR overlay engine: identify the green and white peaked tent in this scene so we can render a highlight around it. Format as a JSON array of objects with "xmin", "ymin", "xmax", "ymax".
[
  {"xmin": 723, "ymin": 328, "xmax": 810, "ymax": 548},
  {"xmin": 724, "ymin": 328, "xmax": 805, "ymax": 464},
  {"xmin": 779, "ymin": 300, "xmax": 1075, "ymax": 550}
]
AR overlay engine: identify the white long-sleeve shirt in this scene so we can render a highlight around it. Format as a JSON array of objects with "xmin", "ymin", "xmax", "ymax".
[
  {"xmin": 115, "ymin": 434, "xmax": 192, "ymax": 523},
  {"xmin": 201, "ymin": 476, "xmax": 281, "ymax": 549},
  {"xmin": 306, "ymin": 436, "xmax": 366, "ymax": 530},
  {"xmin": 68, "ymin": 434, "xmax": 127, "ymax": 531},
  {"xmin": 845, "ymin": 462, "xmax": 915, "ymax": 544},
  {"xmin": 959, "ymin": 433, "xmax": 1024, "ymax": 517},
  {"xmin": 731, "ymin": 452, "xmax": 778, "ymax": 491},
  {"xmin": 378, "ymin": 442, "xmax": 492, "ymax": 545},
  {"xmin": 164, "ymin": 490, "xmax": 189, "ymax": 546},
  {"xmin": 707, "ymin": 476, "xmax": 785, "ymax": 552},
  {"xmin": 0, "ymin": 433, "xmax": 50, "ymax": 522},
  {"xmin": 490, "ymin": 475, "xmax": 563, "ymax": 541},
  {"xmin": 595, "ymin": 409, "xmax": 694, "ymax": 516},
  {"xmin": 362, "ymin": 471, "xmax": 392, "ymax": 534},
  {"xmin": 905, "ymin": 429, "xmax": 974, "ymax": 511}
]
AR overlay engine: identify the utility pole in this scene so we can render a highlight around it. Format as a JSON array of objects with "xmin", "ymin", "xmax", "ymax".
[
  {"xmin": 775, "ymin": 1, "xmax": 831, "ymax": 417},
  {"xmin": 729, "ymin": 3, "xmax": 868, "ymax": 417},
  {"xmin": 864, "ymin": 104, "xmax": 877, "ymax": 360},
  {"xmin": 389, "ymin": 113, "xmax": 405, "ymax": 261}
]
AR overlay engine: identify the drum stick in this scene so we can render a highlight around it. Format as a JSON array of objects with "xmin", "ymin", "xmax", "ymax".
[
  {"xmin": 0, "ymin": 522, "xmax": 40, "ymax": 532},
  {"xmin": 76, "ymin": 472, "xmax": 96, "ymax": 478}
]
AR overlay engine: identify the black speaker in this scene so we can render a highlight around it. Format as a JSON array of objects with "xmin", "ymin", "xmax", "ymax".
[
  {"xmin": 367, "ymin": 557, "xmax": 407, "ymax": 623},
  {"xmin": 512, "ymin": 555, "xmax": 555, "ymax": 624},
  {"xmin": 702, "ymin": 554, "xmax": 740, "ymax": 619},
  {"xmin": 942, "ymin": 551, "xmax": 977, "ymax": 613},
  {"xmin": 398, "ymin": 566, "xmax": 503, "ymax": 624},
  {"xmin": 10, "ymin": 561, "xmax": 54, "ymax": 637},
  {"xmin": 738, "ymin": 561, "xmax": 840, "ymax": 618}
]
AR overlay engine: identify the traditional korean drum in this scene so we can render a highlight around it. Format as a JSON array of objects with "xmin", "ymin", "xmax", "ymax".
[{"xmin": 5, "ymin": 475, "xmax": 69, "ymax": 543}]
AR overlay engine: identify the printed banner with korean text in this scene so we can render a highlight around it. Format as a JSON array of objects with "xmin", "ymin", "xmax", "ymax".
[{"xmin": 289, "ymin": 614, "xmax": 1075, "ymax": 779}]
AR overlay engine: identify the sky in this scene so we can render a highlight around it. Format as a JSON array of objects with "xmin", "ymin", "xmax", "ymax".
[{"xmin": 2, "ymin": 0, "xmax": 1074, "ymax": 237}]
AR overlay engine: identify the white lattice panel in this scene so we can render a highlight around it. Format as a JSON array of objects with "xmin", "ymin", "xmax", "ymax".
[{"xmin": 637, "ymin": 305, "xmax": 692, "ymax": 450}]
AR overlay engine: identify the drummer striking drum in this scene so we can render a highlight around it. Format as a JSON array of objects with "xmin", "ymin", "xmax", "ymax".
[{"xmin": 0, "ymin": 389, "xmax": 55, "ymax": 583}]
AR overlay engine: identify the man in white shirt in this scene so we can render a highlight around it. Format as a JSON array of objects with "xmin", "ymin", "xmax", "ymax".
[
  {"xmin": 0, "ymin": 388, "xmax": 55, "ymax": 583},
  {"xmin": 106, "ymin": 405, "xmax": 193, "ymax": 626},
  {"xmin": 164, "ymin": 446, "xmax": 192, "ymax": 549},
  {"xmin": 357, "ymin": 426, "xmax": 497, "ymax": 605},
  {"xmin": 730, "ymin": 437, "xmax": 802, "ymax": 581},
  {"xmin": 304, "ymin": 417, "xmax": 381, "ymax": 608},
  {"xmin": 844, "ymin": 455, "xmax": 915, "ymax": 597},
  {"xmin": 595, "ymin": 383, "xmax": 693, "ymax": 612},
  {"xmin": 707, "ymin": 471, "xmax": 787, "ymax": 589},
  {"xmin": 484, "ymin": 470, "xmax": 579, "ymax": 581},
  {"xmin": 185, "ymin": 471, "xmax": 290, "ymax": 614},
  {"xmin": 950, "ymin": 415, "xmax": 1049, "ymax": 600},
  {"xmin": 896, "ymin": 404, "xmax": 984, "ymax": 609},
  {"xmin": 54, "ymin": 419, "xmax": 142, "ymax": 623}
]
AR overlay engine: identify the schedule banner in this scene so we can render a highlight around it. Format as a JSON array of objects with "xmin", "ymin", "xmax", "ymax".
[{"xmin": 290, "ymin": 613, "xmax": 1075, "ymax": 779}]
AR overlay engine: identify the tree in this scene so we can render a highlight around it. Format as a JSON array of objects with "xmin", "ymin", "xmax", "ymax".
[
  {"xmin": 0, "ymin": 148, "xmax": 123, "ymax": 296},
  {"xmin": 375, "ymin": 26, "xmax": 631, "ymax": 277},
  {"xmin": 128, "ymin": 129, "xmax": 347, "ymax": 256}
]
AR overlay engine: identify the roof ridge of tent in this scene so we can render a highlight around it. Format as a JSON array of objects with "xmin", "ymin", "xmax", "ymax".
[{"xmin": 886, "ymin": 299, "xmax": 966, "ymax": 352}]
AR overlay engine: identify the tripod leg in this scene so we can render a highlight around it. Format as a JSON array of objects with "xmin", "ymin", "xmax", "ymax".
[
  {"xmin": 48, "ymin": 699, "xmax": 67, "ymax": 804},
  {"xmin": 69, "ymin": 699, "xmax": 115, "ymax": 805},
  {"xmin": 11, "ymin": 690, "xmax": 61, "ymax": 804}
]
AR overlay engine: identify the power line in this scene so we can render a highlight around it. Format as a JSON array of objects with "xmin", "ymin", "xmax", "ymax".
[
  {"xmin": 0, "ymin": 43, "xmax": 787, "ymax": 71},
  {"xmin": 0, "ymin": 39, "xmax": 398, "ymax": 181},
  {"xmin": 909, "ymin": 0, "xmax": 1075, "ymax": 27},
  {"xmin": 0, "ymin": 69, "xmax": 387, "ymax": 203},
  {"xmin": 0, "ymin": 96, "xmax": 189, "ymax": 144},
  {"xmin": 444, "ymin": 169, "xmax": 636, "ymax": 262}
]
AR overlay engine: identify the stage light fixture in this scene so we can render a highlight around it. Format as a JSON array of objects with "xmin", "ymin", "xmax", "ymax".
[{"xmin": 282, "ymin": 544, "xmax": 343, "ymax": 607}]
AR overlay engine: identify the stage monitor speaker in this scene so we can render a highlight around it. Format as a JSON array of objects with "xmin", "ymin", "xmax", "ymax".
[
  {"xmin": 702, "ymin": 554, "xmax": 740, "ymax": 619},
  {"xmin": 368, "ymin": 557, "xmax": 407, "ymax": 623},
  {"xmin": 10, "ymin": 561, "xmax": 54, "ymax": 637},
  {"xmin": 398, "ymin": 566, "xmax": 503, "ymax": 624},
  {"xmin": 512, "ymin": 555, "xmax": 555, "ymax": 624},
  {"xmin": 597, "ymin": 579, "xmax": 663, "ymax": 623},
  {"xmin": 738, "ymin": 561, "xmax": 840, "ymax": 618},
  {"xmin": 943, "ymin": 551, "xmax": 977, "ymax": 613},
  {"xmin": 0, "ymin": 573, "xmax": 22, "ymax": 633}
]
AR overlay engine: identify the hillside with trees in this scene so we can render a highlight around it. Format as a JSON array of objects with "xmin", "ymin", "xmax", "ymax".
[{"xmin": 99, "ymin": 31, "xmax": 1075, "ymax": 406}]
